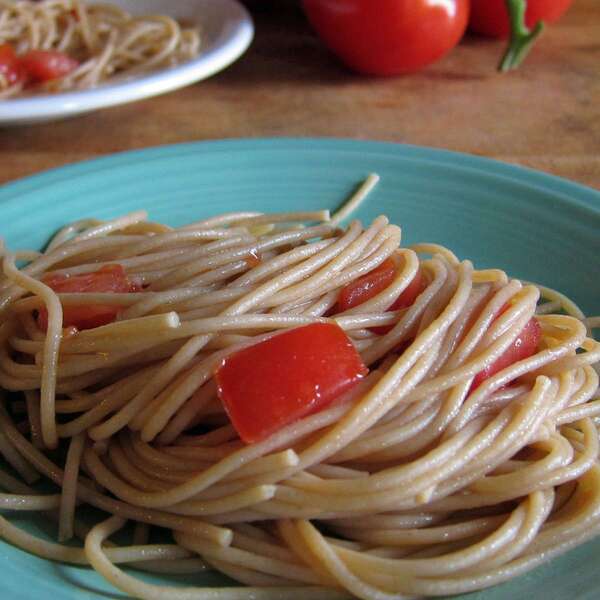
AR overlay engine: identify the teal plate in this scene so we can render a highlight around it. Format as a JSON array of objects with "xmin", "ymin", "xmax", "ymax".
[{"xmin": 0, "ymin": 138, "xmax": 599, "ymax": 600}]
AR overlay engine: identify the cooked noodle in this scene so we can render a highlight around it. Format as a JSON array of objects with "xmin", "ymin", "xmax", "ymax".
[
  {"xmin": 0, "ymin": 178, "xmax": 598, "ymax": 599},
  {"xmin": 0, "ymin": 0, "xmax": 201, "ymax": 98}
]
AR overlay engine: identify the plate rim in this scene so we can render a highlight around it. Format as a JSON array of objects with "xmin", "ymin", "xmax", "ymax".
[
  {"xmin": 1, "ymin": 138, "xmax": 599, "ymax": 212},
  {"xmin": 0, "ymin": 0, "xmax": 254, "ymax": 124}
]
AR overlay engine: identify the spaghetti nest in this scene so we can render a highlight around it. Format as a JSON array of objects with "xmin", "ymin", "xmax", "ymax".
[
  {"xmin": 0, "ymin": 201, "xmax": 599, "ymax": 599},
  {"xmin": 0, "ymin": 0, "xmax": 201, "ymax": 97}
]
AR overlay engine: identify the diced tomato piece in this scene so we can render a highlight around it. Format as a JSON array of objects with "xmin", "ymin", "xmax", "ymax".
[
  {"xmin": 37, "ymin": 264, "xmax": 137, "ymax": 331},
  {"xmin": 39, "ymin": 304, "xmax": 117, "ymax": 332},
  {"xmin": 337, "ymin": 257, "xmax": 425, "ymax": 335},
  {"xmin": 389, "ymin": 267, "xmax": 424, "ymax": 311},
  {"xmin": 19, "ymin": 50, "xmax": 78, "ymax": 82},
  {"xmin": 0, "ymin": 44, "xmax": 25, "ymax": 86},
  {"xmin": 470, "ymin": 316, "xmax": 541, "ymax": 392},
  {"xmin": 42, "ymin": 264, "xmax": 133, "ymax": 293},
  {"xmin": 215, "ymin": 322, "xmax": 368, "ymax": 443},
  {"xmin": 338, "ymin": 258, "xmax": 395, "ymax": 312},
  {"xmin": 338, "ymin": 257, "xmax": 424, "ymax": 312}
]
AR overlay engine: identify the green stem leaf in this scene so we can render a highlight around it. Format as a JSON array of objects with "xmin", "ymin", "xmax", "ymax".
[{"xmin": 499, "ymin": 0, "xmax": 545, "ymax": 72}]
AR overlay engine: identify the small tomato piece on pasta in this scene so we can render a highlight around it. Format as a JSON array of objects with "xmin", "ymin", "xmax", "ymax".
[
  {"xmin": 471, "ymin": 316, "xmax": 542, "ymax": 392},
  {"xmin": 389, "ymin": 268, "xmax": 425, "ymax": 311},
  {"xmin": 337, "ymin": 257, "xmax": 425, "ymax": 334},
  {"xmin": 0, "ymin": 43, "xmax": 24, "ymax": 85},
  {"xmin": 19, "ymin": 50, "xmax": 78, "ymax": 82},
  {"xmin": 215, "ymin": 322, "xmax": 368, "ymax": 443},
  {"xmin": 338, "ymin": 257, "xmax": 398, "ymax": 311},
  {"xmin": 37, "ymin": 264, "xmax": 137, "ymax": 331}
]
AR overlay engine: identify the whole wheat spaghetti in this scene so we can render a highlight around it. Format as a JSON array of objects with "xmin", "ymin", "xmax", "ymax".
[
  {"xmin": 0, "ymin": 0, "xmax": 201, "ymax": 98},
  {"xmin": 0, "ymin": 178, "xmax": 598, "ymax": 599}
]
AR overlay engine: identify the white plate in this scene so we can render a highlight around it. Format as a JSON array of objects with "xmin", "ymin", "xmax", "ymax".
[{"xmin": 0, "ymin": 0, "xmax": 253, "ymax": 125}]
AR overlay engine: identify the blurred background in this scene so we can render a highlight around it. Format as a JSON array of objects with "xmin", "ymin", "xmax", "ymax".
[{"xmin": 1, "ymin": 0, "xmax": 598, "ymax": 188}]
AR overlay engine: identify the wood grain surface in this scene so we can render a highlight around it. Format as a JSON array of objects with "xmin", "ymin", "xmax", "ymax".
[{"xmin": 1, "ymin": 0, "xmax": 599, "ymax": 189}]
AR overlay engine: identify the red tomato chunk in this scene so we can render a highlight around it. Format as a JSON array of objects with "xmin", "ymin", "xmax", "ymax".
[
  {"xmin": 19, "ymin": 50, "xmax": 79, "ymax": 82},
  {"xmin": 471, "ymin": 316, "xmax": 541, "ymax": 392},
  {"xmin": 0, "ymin": 43, "xmax": 78, "ymax": 88},
  {"xmin": 37, "ymin": 264, "xmax": 138, "ymax": 331},
  {"xmin": 0, "ymin": 44, "xmax": 24, "ymax": 85},
  {"xmin": 337, "ymin": 257, "xmax": 425, "ymax": 334},
  {"xmin": 215, "ymin": 322, "xmax": 369, "ymax": 443},
  {"xmin": 338, "ymin": 258, "xmax": 425, "ymax": 312}
]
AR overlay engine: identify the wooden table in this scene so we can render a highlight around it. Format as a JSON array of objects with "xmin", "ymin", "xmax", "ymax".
[{"xmin": 2, "ymin": 0, "xmax": 599, "ymax": 189}]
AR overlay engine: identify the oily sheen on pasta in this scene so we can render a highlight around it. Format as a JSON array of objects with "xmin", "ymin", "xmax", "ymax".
[
  {"xmin": 0, "ymin": 0, "xmax": 201, "ymax": 98},
  {"xmin": 0, "ymin": 191, "xmax": 599, "ymax": 599}
]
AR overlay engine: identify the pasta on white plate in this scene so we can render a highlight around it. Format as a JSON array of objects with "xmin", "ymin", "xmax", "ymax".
[
  {"xmin": 0, "ymin": 0, "xmax": 201, "ymax": 98},
  {"xmin": 0, "ymin": 176, "xmax": 598, "ymax": 600}
]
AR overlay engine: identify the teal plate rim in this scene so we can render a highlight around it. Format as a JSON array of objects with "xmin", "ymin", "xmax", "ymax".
[
  {"xmin": 0, "ymin": 137, "xmax": 599, "ymax": 600},
  {"xmin": 2, "ymin": 137, "xmax": 600, "ymax": 213}
]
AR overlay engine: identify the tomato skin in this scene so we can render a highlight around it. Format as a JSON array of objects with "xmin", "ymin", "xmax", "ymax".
[
  {"xmin": 38, "ymin": 304, "xmax": 119, "ymax": 332},
  {"xmin": 338, "ymin": 258, "xmax": 423, "ymax": 312},
  {"xmin": 302, "ymin": 0, "xmax": 469, "ymax": 76},
  {"xmin": 0, "ymin": 45, "xmax": 78, "ymax": 87},
  {"xmin": 337, "ymin": 257, "xmax": 425, "ymax": 334},
  {"xmin": 338, "ymin": 258, "xmax": 396, "ymax": 312},
  {"xmin": 0, "ymin": 44, "xmax": 24, "ymax": 85},
  {"xmin": 390, "ymin": 267, "xmax": 424, "ymax": 312},
  {"xmin": 470, "ymin": 0, "xmax": 574, "ymax": 38},
  {"xmin": 215, "ymin": 323, "xmax": 368, "ymax": 443},
  {"xmin": 19, "ymin": 50, "xmax": 78, "ymax": 82},
  {"xmin": 37, "ymin": 264, "xmax": 137, "ymax": 331},
  {"xmin": 471, "ymin": 316, "xmax": 541, "ymax": 392}
]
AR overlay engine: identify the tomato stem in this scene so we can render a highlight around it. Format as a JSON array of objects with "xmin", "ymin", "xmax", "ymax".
[{"xmin": 499, "ymin": 0, "xmax": 545, "ymax": 72}]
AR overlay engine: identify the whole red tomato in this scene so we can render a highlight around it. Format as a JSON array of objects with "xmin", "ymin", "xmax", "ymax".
[
  {"xmin": 470, "ymin": 0, "xmax": 574, "ymax": 38},
  {"xmin": 302, "ymin": 0, "xmax": 470, "ymax": 76}
]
